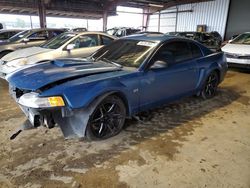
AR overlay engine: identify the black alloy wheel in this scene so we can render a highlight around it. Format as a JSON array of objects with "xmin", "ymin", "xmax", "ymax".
[
  {"xmin": 201, "ymin": 71, "xmax": 219, "ymax": 99},
  {"xmin": 86, "ymin": 95, "xmax": 126, "ymax": 140}
]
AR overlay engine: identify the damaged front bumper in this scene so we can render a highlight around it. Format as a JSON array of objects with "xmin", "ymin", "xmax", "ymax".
[
  {"xmin": 18, "ymin": 104, "xmax": 92, "ymax": 139},
  {"xmin": 8, "ymin": 88, "xmax": 91, "ymax": 139},
  {"xmin": 10, "ymin": 87, "xmax": 114, "ymax": 139}
]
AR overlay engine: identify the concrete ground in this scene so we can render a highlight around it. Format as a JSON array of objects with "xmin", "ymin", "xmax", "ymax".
[{"xmin": 0, "ymin": 69, "xmax": 249, "ymax": 188}]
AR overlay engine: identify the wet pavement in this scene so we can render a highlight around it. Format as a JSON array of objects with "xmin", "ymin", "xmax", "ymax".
[{"xmin": 0, "ymin": 70, "xmax": 250, "ymax": 188}]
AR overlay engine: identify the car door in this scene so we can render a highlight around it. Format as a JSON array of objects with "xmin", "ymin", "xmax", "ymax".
[
  {"xmin": 139, "ymin": 41, "xmax": 200, "ymax": 110},
  {"xmin": 61, "ymin": 34, "xmax": 101, "ymax": 58}
]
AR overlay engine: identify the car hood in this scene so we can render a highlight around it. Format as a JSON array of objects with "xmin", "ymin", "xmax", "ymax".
[
  {"xmin": 7, "ymin": 59, "xmax": 122, "ymax": 91},
  {"xmin": 2, "ymin": 46, "xmax": 53, "ymax": 62},
  {"xmin": 222, "ymin": 43, "xmax": 250, "ymax": 55}
]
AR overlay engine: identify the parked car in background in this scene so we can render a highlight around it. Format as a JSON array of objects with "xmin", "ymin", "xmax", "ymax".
[
  {"xmin": 0, "ymin": 29, "xmax": 23, "ymax": 42},
  {"xmin": 0, "ymin": 28, "xmax": 66, "ymax": 58},
  {"xmin": 167, "ymin": 31, "xmax": 222, "ymax": 51},
  {"xmin": 222, "ymin": 32, "xmax": 250, "ymax": 68},
  {"xmin": 136, "ymin": 31, "xmax": 163, "ymax": 35},
  {"xmin": 166, "ymin": 32, "xmax": 178, "ymax": 36},
  {"xmin": 7, "ymin": 34, "xmax": 227, "ymax": 140},
  {"xmin": 0, "ymin": 31, "xmax": 116, "ymax": 79},
  {"xmin": 72, "ymin": 28, "xmax": 87, "ymax": 32},
  {"xmin": 107, "ymin": 27, "xmax": 141, "ymax": 37},
  {"xmin": 221, "ymin": 34, "xmax": 239, "ymax": 47}
]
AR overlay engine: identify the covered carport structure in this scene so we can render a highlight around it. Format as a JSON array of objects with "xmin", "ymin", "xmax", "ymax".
[
  {"xmin": 0, "ymin": 0, "xmax": 211, "ymax": 31},
  {"xmin": 0, "ymin": 1, "xmax": 250, "ymax": 188}
]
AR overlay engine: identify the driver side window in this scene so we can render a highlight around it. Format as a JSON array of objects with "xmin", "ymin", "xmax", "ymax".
[
  {"xmin": 69, "ymin": 34, "xmax": 98, "ymax": 49},
  {"xmin": 150, "ymin": 43, "xmax": 175, "ymax": 69},
  {"xmin": 150, "ymin": 41, "xmax": 193, "ymax": 69},
  {"xmin": 154, "ymin": 41, "xmax": 192, "ymax": 64}
]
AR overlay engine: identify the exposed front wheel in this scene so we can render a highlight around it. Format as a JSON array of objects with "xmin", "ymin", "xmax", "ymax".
[
  {"xmin": 86, "ymin": 95, "xmax": 126, "ymax": 140},
  {"xmin": 201, "ymin": 71, "xmax": 219, "ymax": 99}
]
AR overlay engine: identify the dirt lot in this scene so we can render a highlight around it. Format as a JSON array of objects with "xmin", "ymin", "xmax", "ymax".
[{"xmin": 0, "ymin": 69, "xmax": 249, "ymax": 188}]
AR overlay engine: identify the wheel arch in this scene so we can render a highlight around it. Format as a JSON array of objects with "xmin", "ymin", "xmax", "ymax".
[
  {"xmin": 196, "ymin": 66, "xmax": 221, "ymax": 95},
  {"xmin": 213, "ymin": 68, "xmax": 221, "ymax": 82},
  {"xmin": 203, "ymin": 68, "xmax": 221, "ymax": 86},
  {"xmin": 87, "ymin": 90, "xmax": 131, "ymax": 117},
  {"xmin": 0, "ymin": 49, "xmax": 13, "ymax": 58}
]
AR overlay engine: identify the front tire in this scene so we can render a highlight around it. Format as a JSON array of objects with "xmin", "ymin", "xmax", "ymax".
[
  {"xmin": 201, "ymin": 71, "xmax": 219, "ymax": 99},
  {"xmin": 86, "ymin": 95, "xmax": 126, "ymax": 141}
]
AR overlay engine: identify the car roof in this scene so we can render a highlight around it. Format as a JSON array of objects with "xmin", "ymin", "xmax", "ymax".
[
  {"xmin": 0, "ymin": 29, "xmax": 23, "ymax": 33},
  {"xmin": 122, "ymin": 33, "xmax": 209, "ymax": 47},
  {"xmin": 122, "ymin": 33, "xmax": 178, "ymax": 42},
  {"xmin": 63, "ymin": 31, "xmax": 117, "ymax": 38},
  {"xmin": 24, "ymin": 28, "xmax": 65, "ymax": 32}
]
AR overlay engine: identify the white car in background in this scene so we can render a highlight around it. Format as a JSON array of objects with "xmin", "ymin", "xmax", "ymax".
[
  {"xmin": 0, "ymin": 31, "xmax": 116, "ymax": 79},
  {"xmin": 222, "ymin": 32, "xmax": 250, "ymax": 68}
]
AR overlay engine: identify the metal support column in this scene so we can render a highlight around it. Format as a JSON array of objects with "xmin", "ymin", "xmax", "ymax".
[
  {"xmin": 103, "ymin": 11, "xmax": 108, "ymax": 32},
  {"xmin": 158, "ymin": 11, "xmax": 161, "ymax": 32},
  {"xmin": 175, "ymin": 6, "xmax": 178, "ymax": 32},
  {"xmin": 142, "ymin": 8, "xmax": 150, "ymax": 31},
  {"xmin": 38, "ymin": 0, "xmax": 46, "ymax": 28}
]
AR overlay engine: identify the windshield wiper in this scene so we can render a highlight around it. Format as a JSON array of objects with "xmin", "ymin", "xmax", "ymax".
[{"xmin": 102, "ymin": 58, "xmax": 123, "ymax": 68}]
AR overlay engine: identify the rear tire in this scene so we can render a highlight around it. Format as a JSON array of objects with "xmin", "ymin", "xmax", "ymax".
[
  {"xmin": 201, "ymin": 71, "xmax": 219, "ymax": 99},
  {"xmin": 85, "ymin": 95, "xmax": 126, "ymax": 141}
]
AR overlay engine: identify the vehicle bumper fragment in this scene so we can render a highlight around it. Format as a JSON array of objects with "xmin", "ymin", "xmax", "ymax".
[{"xmin": 11, "ymin": 92, "xmax": 114, "ymax": 139}]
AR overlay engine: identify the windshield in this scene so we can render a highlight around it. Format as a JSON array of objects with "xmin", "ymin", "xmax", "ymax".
[
  {"xmin": 8, "ymin": 30, "xmax": 32, "ymax": 42},
  {"xmin": 231, "ymin": 33, "xmax": 250, "ymax": 45},
  {"xmin": 40, "ymin": 33, "xmax": 77, "ymax": 49},
  {"xmin": 92, "ymin": 39, "xmax": 159, "ymax": 68}
]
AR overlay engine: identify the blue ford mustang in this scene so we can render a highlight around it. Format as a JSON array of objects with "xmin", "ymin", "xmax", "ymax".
[{"xmin": 7, "ymin": 34, "xmax": 227, "ymax": 140}]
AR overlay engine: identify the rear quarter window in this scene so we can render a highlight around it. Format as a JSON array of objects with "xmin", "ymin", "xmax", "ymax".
[
  {"xmin": 190, "ymin": 43, "xmax": 203, "ymax": 59},
  {"xmin": 167, "ymin": 41, "xmax": 192, "ymax": 63}
]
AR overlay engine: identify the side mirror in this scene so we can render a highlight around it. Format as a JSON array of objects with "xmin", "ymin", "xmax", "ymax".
[
  {"xmin": 22, "ymin": 38, "xmax": 29, "ymax": 43},
  {"xmin": 66, "ymin": 44, "xmax": 75, "ymax": 51},
  {"xmin": 151, "ymin": 60, "xmax": 169, "ymax": 69}
]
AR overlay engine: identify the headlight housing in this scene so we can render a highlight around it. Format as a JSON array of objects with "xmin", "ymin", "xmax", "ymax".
[
  {"xmin": 18, "ymin": 92, "xmax": 65, "ymax": 108},
  {"xmin": 7, "ymin": 58, "xmax": 28, "ymax": 68}
]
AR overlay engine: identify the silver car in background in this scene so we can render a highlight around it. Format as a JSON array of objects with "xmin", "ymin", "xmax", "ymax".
[
  {"xmin": 0, "ymin": 29, "xmax": 23, "ymax": 42},
  {"xmin": 0, "ymin": 28, "xmax": 66, "ymax": 58},
  {"xmin": 0, "ymin": 31, "xmax": 116, "ymax": 78}
]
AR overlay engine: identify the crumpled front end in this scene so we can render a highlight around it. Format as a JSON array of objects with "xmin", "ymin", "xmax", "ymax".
[
  {"xmin": 8, "ymin": 83, "xmax": 114, "ymax": 139},
  {"xmin": 8, "ymin": 85, "xmax": 95, "ymax": 139}
]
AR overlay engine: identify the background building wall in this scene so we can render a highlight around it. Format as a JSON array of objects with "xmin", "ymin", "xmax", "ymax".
[
  {"xmin": 225, "ymin": 0, "xmax": 250, "ymax": 39},
  {"xmin": 148, "ymin": 0, "xmax": 230, "ymax": 38},
  {"xmin": 148, "ymin": 7, "xmax": 177, "ymax": 33}
]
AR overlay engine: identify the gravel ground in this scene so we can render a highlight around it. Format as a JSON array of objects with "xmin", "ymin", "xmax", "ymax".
[{"xmin": 0, "ymin": 69, "xmax": 249, "ymax": 188}]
